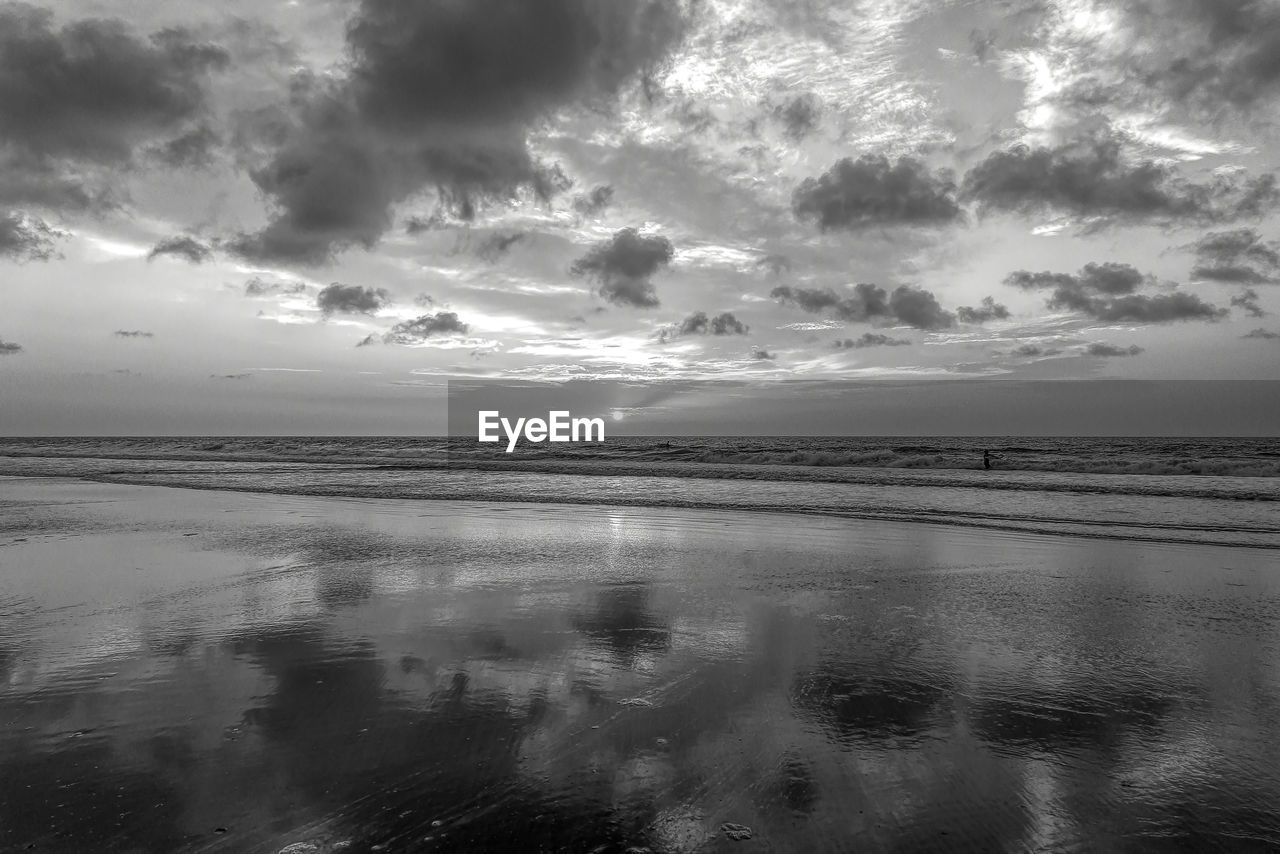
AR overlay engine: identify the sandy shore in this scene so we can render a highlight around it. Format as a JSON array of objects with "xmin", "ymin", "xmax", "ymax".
[{"xmin": 3, "ymin": 476, "xmax": 1280, "ymax": 852}]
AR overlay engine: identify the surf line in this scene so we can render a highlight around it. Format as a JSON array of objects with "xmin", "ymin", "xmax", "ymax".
[{"xmin": 477, "ymin": 410, "xmax": 606, "ymax": 453}]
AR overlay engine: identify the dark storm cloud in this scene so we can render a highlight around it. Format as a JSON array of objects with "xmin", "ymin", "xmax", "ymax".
[
  {"xmin": 961, "ymin": 136, "xmax": 1278, "ymax": 225},
  {"xmin": 0, "ymin": 5, "xmax": 227, "ymax": 222},
  {"xmin": 316, "ymin": 283, "xmax": 391, "ymax": 315},
  {"xmin": 147, "ymin": 235, "xmax": 213, "ymax": 264},
  {"xmin": 956, "ymin": 296, "xmax": 1011, "ymax": 324},
  {"xmin": 384, "ymin": 312, "xmax": 469, "ymax": 344},
  {"xmin": 0, "ymin": 210, "xmax": 60, "ymax": 261},
  {"xmin": 0, "ymin": 4, "xmax": 228, "ymax": 163},
  {"xmin": 572, "ymin": 185, "xmax": 614, "ymax": 218},
  {"xmin": 834, "ymin": 333, "xmax": 911, "ymax": 349},
  {"xmin": 1005, "ymin": 261, "xmax": 1226, "ymax": 323},
  {"xmin": 474, "ymin": 232, "xmax": 526, "ymax": 262},
  {"xmin": 1243, "ymin": 328, "xmax": 1279, "ymax": 339},
  {"xmin": 1086, "ymin": 342, "xmax": 1144, "ymax": 357},
  {"xmin": 114, "ymin": 330, "xmax": 154, "ymax": 338},
  {"xmin": 792, "ymin": 155, "xmax": 962, "ymax": 231},
  {"xmin": 1187, "ymin": 228, "xmax": 1280, "ymax": 284},
  {"xmin": 0, "ymin": 338, "xmax": 21, "ymax": 354},
  {"xmin": 231, "ymin": 0, "xmax": 686, "ymax": 264},
  {"xmin": 771, "ymin": 283, "xmax": 952, "ymax": 330},
  {"xmin": 570, "ymin": 227, "xmax": 674, "ymax": 308},
  {"xmin": 1231, "ymin": 288, "xmax": 1265, "ymax": 317}
]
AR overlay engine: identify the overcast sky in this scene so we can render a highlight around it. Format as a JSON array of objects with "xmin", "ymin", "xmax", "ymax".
[{"xmin": 1, "ymin": 0, "xmax": 1279, "ymax": 434}]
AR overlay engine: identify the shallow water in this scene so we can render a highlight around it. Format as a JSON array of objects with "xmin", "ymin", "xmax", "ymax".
[
  {"xmin": 4, "ymin": 478, "xmax": 1280, "ymax": 852},
  {"xmin": 2, "ymin": 447, "xmax": 1278, "ymax": 549}
]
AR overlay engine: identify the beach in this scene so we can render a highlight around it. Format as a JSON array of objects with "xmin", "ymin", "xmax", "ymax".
[{"xmin": 4, "ymin": 476, "xmax": 1280, "ymax": 852}]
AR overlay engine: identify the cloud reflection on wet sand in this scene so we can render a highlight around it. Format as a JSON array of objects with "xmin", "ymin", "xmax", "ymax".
[{"xmin": 2, "ymin": 480, "xmax": 1280, "ymax": 852}]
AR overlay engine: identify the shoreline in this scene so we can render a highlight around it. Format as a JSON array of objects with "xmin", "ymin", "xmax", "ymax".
[{"xmin": 3, "ymin": 472, "xmax": 1277, "ymax": 551}]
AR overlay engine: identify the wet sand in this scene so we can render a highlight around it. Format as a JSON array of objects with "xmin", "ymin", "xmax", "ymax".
[{"xmin": 2, "ymin": 476, "xmax": 1280, "ymax": 852}]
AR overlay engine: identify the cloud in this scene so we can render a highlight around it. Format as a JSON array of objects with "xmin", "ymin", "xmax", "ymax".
[
  {"xmin": 889, "ymin": 286, "xmax": 955, "ymax": 330},
  {"xmin": 0, "ymin": 4, "xmax": 227, "ymax": 217},
  {"xmin": 771, "ymin": 283, "xmax": 953, "ymax": 330},
  {"xmin": 1005, "ymin": 262, "xmax": 1225, "ymax": 323},
  {"xmin": 792, "ymin": 155, "xmax": 962, "ymax": 231},
  {"xmin": 1089, "ymin": 292, "xmax": 1227, "ymax": 323},
  {"xmin": 113, "ymin": 330, "xmax": 154, "ymax": 338},
  {"xmin": 755, "ymin": 254, "xmax": 791, "ymax": 277},
  {"xmin": 956, "ymin": 296, "xmax": 1011, "ymax": 324},
  {"xmin": 316, "ymin": 283, "xmax": 390, "ymax": 316},
  {"xmin": 0, "ymin": 5, "xmax": 228, "ymax": 162},
  {"xmin": 1008, "ymin": 262, "xmax": 1149, "ymax": 300},
  {"xmin": 474, "ymin": 232, "xmax": 526, "ymax": 263},
  {"xmin": 771, "ymin": 284, "xmax": 887, "ymax": 320},
  {"xmin": 572, "ymin": 185, "xmax": 614, "ymax": 218},
  {"xmin": 1012, "ymin": 343, "xmax": 1061, "ymax": 357},
  {"xmin": 211, "ymin": 372, "xmax": 251, "ymax": 380},
  {"xmin": 770, "ymin": 92, "xmax": 822, "ymax": 140},
  {"xmin": 0, "ymin": 338, "xmax": 21, "ymax": 354},
  {"xmin": 834, "ymin": 333, "xmax": 910, "ymax": 349},
  {"xmin": 659, "ymin": 310, "xmax": 750, "ymax": 341},
  {"xmin": 0, "ymin": 210, "xmax": 60, "ymax": 261},
  {"xmin": 244, "ymin": 277, "xmax": 307, "ymax": 297},
  {"xmin": 961, "ymin": 135, "xmax": 1278, "ymax": 226},
  {"xmin": 709, "ymin": 312, "xmax": 749, "ymax": 335},
  {"xmin": 229, "ymin": 0, "xmax": 685, "ymax": 264},
  {"xmin": 149, "ymin": 123, "xmax": 221, "ymax": 169},
  {"xmin": 1243, "ymin": 328, "xmax": 1279, "ymax": 339},
  {"xmin": 355, "ymin": 334, "xmax": 377, "ymax": 348},
  {"xmin": 570, "ymin": 227, "xmax": 674, "ymax": 308},
  {"xmin": 970, "ymin": 28, "xmax": 997, "ymax": 63},
  {"xmin": 750, "ymin": 346, "xmax": 775, "ymax": 361},
  {"xmin": 1086, "ymin": 342, "xmax": 1145, "ymax": 357},
  {"xmin": 1067, "ymin": 0, "xmax": 1280, "ymax": 119},
  {"xmin": 1187, "ymin": 228, "xmax": 1280, "ymax": 284},
  {"xmin": 1231, "ymin": 289, "xmax": 1266, "ymax": 317},
  {"xmin": 384, "ymin": 312, "xmax": 469, "ymax": 344},
  {"xmin": 146, "ymin": 235, "xmax": 213, "ymax": 264}
]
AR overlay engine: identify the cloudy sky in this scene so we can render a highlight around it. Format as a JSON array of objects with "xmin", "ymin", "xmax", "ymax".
[{"xmin": 2, "ymin": 0, "xmax": 1279, "ymax": 433}]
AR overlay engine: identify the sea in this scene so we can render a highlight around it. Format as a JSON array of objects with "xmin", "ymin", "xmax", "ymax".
[{"xmin": 2, "ymin": 436, "xmax": 1277, "ymax": 549}]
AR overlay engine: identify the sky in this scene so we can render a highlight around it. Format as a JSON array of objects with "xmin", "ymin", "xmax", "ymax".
[{"xmin": 1, "ymin": 0, "xmax": 1279, "ymax": 434}]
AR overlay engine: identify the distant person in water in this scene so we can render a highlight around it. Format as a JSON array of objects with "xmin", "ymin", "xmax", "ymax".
[{"xmin": 983, "ymin": 449, "xmax": 1004, "ymax": 470}]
